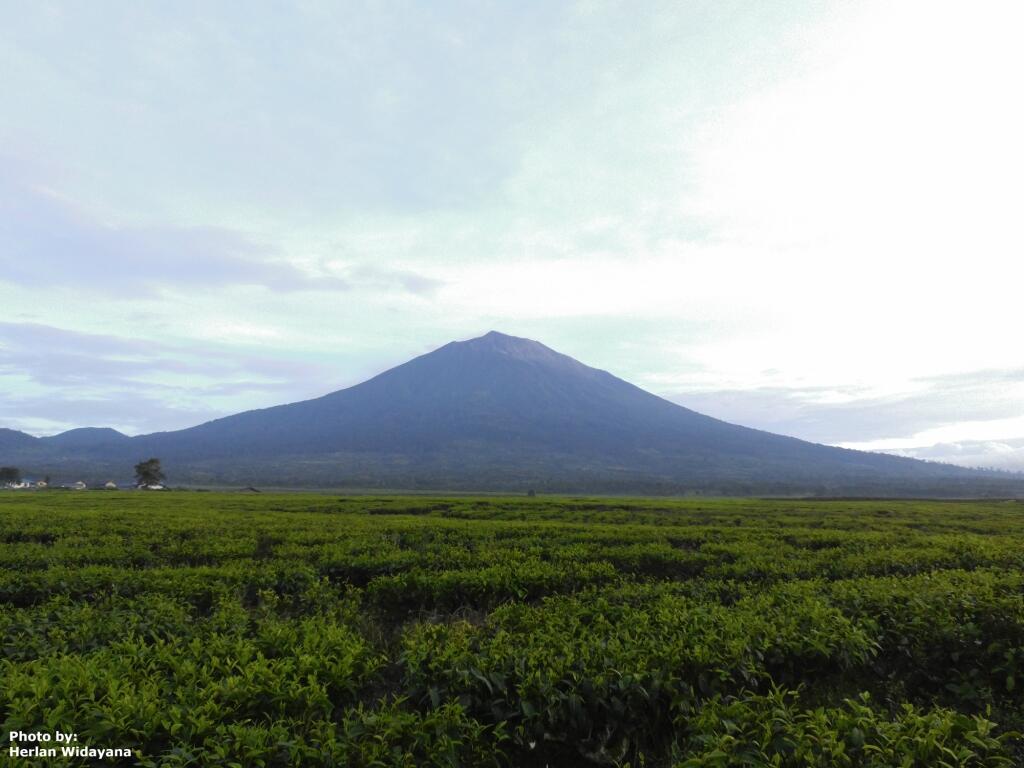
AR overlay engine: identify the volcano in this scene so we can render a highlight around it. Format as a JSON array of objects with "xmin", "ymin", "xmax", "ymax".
[{"xmin": 3, "ymin": 332, "xmax": 1021, "ymax": 495}]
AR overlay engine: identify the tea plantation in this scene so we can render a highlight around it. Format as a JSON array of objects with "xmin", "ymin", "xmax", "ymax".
[{"xmin": 2, "ymin": 492, "xmax": 1023, "ymax": 766}]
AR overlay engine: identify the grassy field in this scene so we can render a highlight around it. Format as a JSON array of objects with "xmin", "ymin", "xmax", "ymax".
[{"xmin": 2, "ymin": 492, "xmax": 1023, "ymax": 766}]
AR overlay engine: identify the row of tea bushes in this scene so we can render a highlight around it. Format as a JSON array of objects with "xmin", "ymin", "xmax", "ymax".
[{"xmin": 1, "ymin": 493, "xmax": 1022, "ymax": 765}]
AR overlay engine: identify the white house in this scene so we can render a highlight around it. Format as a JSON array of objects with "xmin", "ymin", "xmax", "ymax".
[{"xmin": 71, "ymin": 481, "xmax": 87, "ymax": 490}]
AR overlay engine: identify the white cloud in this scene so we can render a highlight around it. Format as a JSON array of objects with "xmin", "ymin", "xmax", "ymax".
[
  {"xmin": 840, "ymin": 415, "xmax": 1024, "ymax": 454},
  {"xmin": 875, "ymin": 439, "xmax": 1024, "ymax": 472}
]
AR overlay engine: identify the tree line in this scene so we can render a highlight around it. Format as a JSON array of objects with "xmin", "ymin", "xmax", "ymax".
[{"xmin": 0, "ymin": 459, "xmax": 165, "ymax": 488}]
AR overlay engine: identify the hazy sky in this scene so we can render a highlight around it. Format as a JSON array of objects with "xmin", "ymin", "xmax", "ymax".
[{"xmin": 2, "ymin": 1, "xmax": 1021, "ymax": 469}]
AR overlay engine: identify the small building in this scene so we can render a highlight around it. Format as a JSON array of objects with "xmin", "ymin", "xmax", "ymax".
[
  {"xmin": 139, "ymin": 484, "xmax": 165, "ymax": 491},
  {"xmin": 35, "ymin": 480, "xmax": 48, "ymax": 489},
  {"xmin": 104, "ymin": 481, "xmax": 118, "ymax": 490},
  {"xmin": 71, "ymin": 481, "xmax": 87, "ymax": 491}
]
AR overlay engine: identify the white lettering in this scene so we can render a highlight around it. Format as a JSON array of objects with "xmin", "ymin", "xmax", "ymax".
[{"xmin": 8, "ymin": 730, "xmax": 52, "ymax": 742}]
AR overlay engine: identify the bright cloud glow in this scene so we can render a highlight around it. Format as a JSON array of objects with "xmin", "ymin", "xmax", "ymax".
[{"xmin": 842, "ymin": 416, "xmax": 1024, "ymax": 453}]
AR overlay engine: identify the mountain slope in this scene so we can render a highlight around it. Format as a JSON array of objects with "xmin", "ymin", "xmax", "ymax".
[
  {"xmin": 0, "ymin": 428, "xmax": 38, "ymax": 451},
  {"xmin": 2, "ymin": 332, "xmax": 1022, "ymax": 495}
]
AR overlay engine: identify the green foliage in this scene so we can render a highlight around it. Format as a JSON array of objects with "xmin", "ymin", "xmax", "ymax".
[
  {"xmin": 134, "ymin": 457, "xmax": 165, "ymax": 487},
  {"xmin": 1, "ymin": 493, "xmax": 1022, "ymax": 765},
  {"xmin": 675, "ymin": 689, "xmax": 1014, "ymax": 767}
]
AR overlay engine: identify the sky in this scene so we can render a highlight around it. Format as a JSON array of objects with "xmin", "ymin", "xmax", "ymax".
[{"xmin": 1, "ymin": 0, "xmax": 1022, "ymax": 470}]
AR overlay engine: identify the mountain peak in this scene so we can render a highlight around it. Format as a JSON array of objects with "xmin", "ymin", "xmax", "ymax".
[
  {"xmin": 454, "ymin": 331, "xmax": 568, "ymax": 364},
  {"xmin": 467, "ymin": 330, "xmax": 531, "ymax": 346}
]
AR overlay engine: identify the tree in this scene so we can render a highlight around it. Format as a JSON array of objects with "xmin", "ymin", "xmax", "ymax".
[
  {"xmin": 0, "ymin": 466, "xmax": 22, "ymax": 485},
  {"xmin": 134, "ymin": 458, "xmax": 165, "ymax": 488}
]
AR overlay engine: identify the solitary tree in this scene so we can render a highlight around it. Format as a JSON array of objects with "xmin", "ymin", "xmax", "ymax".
[
  {"xmin": 0, "ymin": 466, "xmax": 22, "ymax": 485},
  {"xmin": 134, "ymin": 458, "xmax": 165, "ymax": 488}
]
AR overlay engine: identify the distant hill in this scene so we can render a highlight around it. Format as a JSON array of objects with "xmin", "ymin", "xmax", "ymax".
[
  {"xmin": 3, "ymin": 332, "xmax": 1023, "ymax": 496},
  {"xmin": 40, "ymin": 427, "xmax": 129, "ymax": 449},
  {"xmin": 0, "ymin": 428, "xmax": 39, "ymax": 451}
]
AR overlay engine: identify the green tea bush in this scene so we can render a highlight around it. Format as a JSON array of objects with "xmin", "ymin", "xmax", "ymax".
[{"xmin": 1, "ymin": 492, "xmax": 1021, "ymax": 765}]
